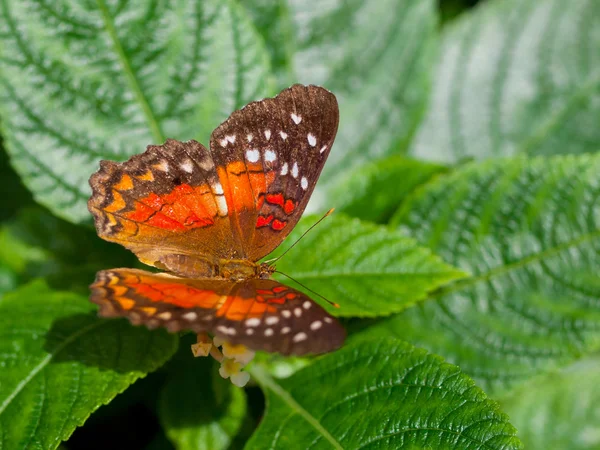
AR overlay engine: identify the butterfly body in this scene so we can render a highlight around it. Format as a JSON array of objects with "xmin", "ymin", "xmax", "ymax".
[{"xmin": 88, "ymin": 85, "xmax": 345, "ymax": 355}]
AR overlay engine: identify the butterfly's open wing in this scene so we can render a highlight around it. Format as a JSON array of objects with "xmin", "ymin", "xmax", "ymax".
[
  {"xmin": 210, "ymin": 84, "xmax": 339, "ymax": 261},
  {"xmin": 88, "ymin": 139, "xmax": 246, "ymax": 269},
  {"xmin": 88, "ymin": 85, "xmax": 338, "ymax": 269},
  {"xmin": 91, "ymin": 269, "xmax": 345, "ymax": 355}
]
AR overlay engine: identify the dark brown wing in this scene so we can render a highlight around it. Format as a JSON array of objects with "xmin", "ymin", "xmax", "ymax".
[
  {"xmin": 210, "ymin": 84, "xmax": 339, "ymax": 261},
  {"xmin": 91, "ymin": 268, "xmax": 345, "ymax": 355}
]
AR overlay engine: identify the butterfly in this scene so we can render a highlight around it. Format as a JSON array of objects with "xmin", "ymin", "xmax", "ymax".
[{"xmin": 88, "ymin": 84, "xmax": 345, "ymax": 355}]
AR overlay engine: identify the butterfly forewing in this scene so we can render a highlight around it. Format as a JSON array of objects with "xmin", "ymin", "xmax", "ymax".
[
  {"xmin": 88, "ymin": 139, "xmax": 243, "ymax": 265},
  {"xmin": 91, "ymin": 269, "xmax": 345, "ymax": 355},
  {"xmin": 210, "ymin": 84, "xmax": 339, "ymax": 261}
]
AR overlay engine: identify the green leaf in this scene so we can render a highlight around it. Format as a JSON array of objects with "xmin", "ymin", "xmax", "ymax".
[
  {"xmin": 247, "ymin": 338, "xmax": 522, "ymax": 449},
  {"xmin": 159, "ymin": 335, "xmax": 246, "ymax": 450},
  {"xmin": 0, "ymin": 0, "xmax": 273, "ymax": 223},
  {"xmin": 0, "ymin": 280, "xmax": 178, "ymax": 449},
  {"xmin": 373, "ymin": 155, "xmax": 600, "ymax": 393},
  {"xmin": 244, "ymin": 0, "xmax": 439, "ymax": 187},
  {"xmin": 411, "ymin": 0, "xmax": 600, "ymax": 162},
  {"xmin": 499, "ymin": 356, "xmax": 600, "ymax": 450},
  {"xmin": 271, "ymin": 214, "xmax": 466, "ymax": 317},
  {"xmin": 330, "ymin": 155, "xmax": 447, "ymax": 223}
]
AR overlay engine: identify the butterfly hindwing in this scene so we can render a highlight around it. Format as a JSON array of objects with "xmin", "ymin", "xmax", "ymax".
[
  {"xmin": 91, "ymin": 269, "xmax": 345, "ymax": 355},
  {"xmin": 210, "ymin": 84, "xmax": 339, "ymax": 261}
]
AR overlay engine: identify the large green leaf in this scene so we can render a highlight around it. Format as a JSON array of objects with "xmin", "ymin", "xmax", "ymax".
[
  {"xmin": 369, "ymin": 155, "xmax": 600, "ymax": 393},
  {"xmin": 159, "ymin": 335, "xmax": 246, "ymax": 450},
  {"xmin": 411, "ymin": 0, "xmax": 600, "ymax": 162},
  {"xmin": 271, "ymin": 214, "xmax": 466, "ymax": 317},
  {"xmin": 500, "ymin": 356, "xmax": 600, "ymax": 450},
  {"xmin": 0, "ymin": 281, "xmax": 178, "ymax": 449},
  {"xmin": 244, "ymin": 0, "xmax": 438, "ymax": 189},
  {"xmin": 0, "ymin": 0, "xmax": 272, "ymax": 223},
  {"xmin": 247, "ymin": 338, "xmax": 522, "ymax": 449},
  {"xmin": 330, "ymin": 155, "xmax": 447, "ymax": 223}
]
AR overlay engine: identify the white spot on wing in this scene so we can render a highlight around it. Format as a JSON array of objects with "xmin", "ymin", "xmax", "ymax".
[
  {"xmin": 291, "ymin": 113, "xmax": 302, "ymax": 124},
  {"xmin": 301, "ymin": 177, "xmax": 308, "ymax": 190},
  {"xmin": 246, "ymin": 149, "xmax": 260, "ymax": 163},
  {"xmin": 307, "ymin": 133, "xmax": 316, "ymax": 147},
  {"xmin": 264, "ymin": 328, "xmax": 274, "ymax": 337},
  {"xmin": 320, "ymin": 145, "xmax": 328, "ymax": 154},
  {"xmin": 246, "ymin": 328, "xmax": 254, "ymax": 335},
  {"xmin": 282, "ymin": 310, "xmax": 291, "ymax": 318},
  {"xmin": 154, "ymin": 160, "xmax": 169, "ymax": 172},
  {"xmin": 280, "ymin": 163, "xmax": 289, "ymax": 175},
  {"xmin": 303, "ymin": 301, "xmax": 312, "ymax": 309},
  {"xmin": 199, "ymin": 157, "xmax": 214, "ymax": 171},
  {"xmin": 292, "ymin": 162, "xmax": 299, "ymax": 178},
  {"xmin": 216, "ymin": 196, "xmax": 228, "ymax": 215},
  {"xmin": 324, "ymin": 317, "xmax": 333, "ymax": 323},
  {"xmin": 264, "ymin": 149, "xmax": 277, "ymax": 162},
  {"xmin": 264, "ymin": 129, "xmax": 271, "ymax": 140},
  {"xmin": 246, "ymin": 318, "xmax": 261, "ymax": 327},
  {"xmin": 158, "ymin": 312, "xmax": 172, "ymax": 320},
  {"xmin": 265, "ymin": 316, "xmax": 279, "ymax": 325},
  {"xmin": 182, "ymin": 312, "xmax": 197, "ymax": 321},
  {"xmin": 294, "ymin": 307, "xmax": 302, "ymax": 317},
  {"xmin": 310, "ymin": 320, "xmax": 322, "ymax": 330},
  {"xmin": 247, "ymin": 134, "xmax": 253, "ymax": 142},
  {"xmin": 281, "ymin": 326, "xmax": 291, "ymax": 334},
  {"xmin": 180, "ymin": 159, "xmax": 194, "ymax": 173},
  {"xmin": 280, "ymin": 131, "xmax": 288, "ymax": 140},
  {"xmin": 220, "ymin": 139, "xmax": 228, "ymax": 147},
  {"xmin": 293, "ymin": 332, "xmax": 307, "ymax": 342},
  {"xmin": 225, "ymin": 135, "xmax": 236, "ymax": 144},
  {"xmin": 218, "ymin": 325, "xmax": 236, "ymax": 335},
  {"xmin": 212, "ymin": 182, "xmax": 224, "ymax": 194}
]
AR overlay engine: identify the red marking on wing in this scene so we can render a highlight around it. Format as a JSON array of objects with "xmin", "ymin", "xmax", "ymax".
[
  {"xmin": 284, "ymin": 199, "xmax": 295, "ymax": 215},
  {"xmin": 125, "ymin": 183, "xmax": 216, "ymax": 231},
  {"xmin": 266, "ymin": 193, "xmax": 285, "ymax": 207},
  {"xmin": 272, "ymin": 219, "xmax": 287, "ymax": 231},
  {"xmin": 256, "ymin": 215, "xmax": 274, "ymax": 228}
]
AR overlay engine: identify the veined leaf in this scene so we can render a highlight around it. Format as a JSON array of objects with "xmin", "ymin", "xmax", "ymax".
[
  {"xmin": 330, "ymin": 155, "xmax": 447, "ymax": 223},
  {"xmin": 244, "ymin": 0, "xmax": 438, "ymax": 189},
  {"xmin": 0, "ymin": 281, "xmax": 178, "ymax": 449},
  {"xmin": 0, "ymin": 0, "xmax": 273, "ymax": 223},
  {"xmin": 411, "ymin": 0, "xmax": 600, "ymax": 162},
  {"xmin": 159, "ymin": 335, "xmax": 246, "ymax": 450},
  {"xmin": 271, "ymin": 214, "xmax": 466, "ymax": 317},
  {"xmin": 371, "ymin": 155, "xmax": 600, "ymax": 393},
  {"xmin": 500, "ymin": 356, "xmax": 600, "ymax": 450},
  {"xmin": 247, "ymin": 338, "xmax": 522, "ymax": 449}
]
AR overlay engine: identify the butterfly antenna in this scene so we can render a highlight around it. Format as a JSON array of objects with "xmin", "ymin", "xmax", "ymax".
[
  {"xmin": 264, "ymin": 208, "xmax": 334, "ymax": 264},
  {"xmin": 274, "ymin": 270, "xmax": 340, "ymax": 308}
]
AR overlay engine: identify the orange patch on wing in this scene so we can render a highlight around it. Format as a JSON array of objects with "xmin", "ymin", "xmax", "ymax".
[
  {"xmin": 114, "ymin": 174, "xmax": 134, "ymax": 191},
  {"xmin": 218, "ymin": 165, "xmax": 255, "ymax": 213},
  {"xmin": 135, "ymin": 170, "xmax": 155, "ymax": 182},
  {"xmin": 105, "ymin": 190, "xmax": 126, "ymax": 213},
  {"xmin": 124, "ymin": 183, "xmax": 216, "ymax": 231},
  {"xmin": 117, "ymin": 298, "xmax": 135, "ymax": 310}
]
